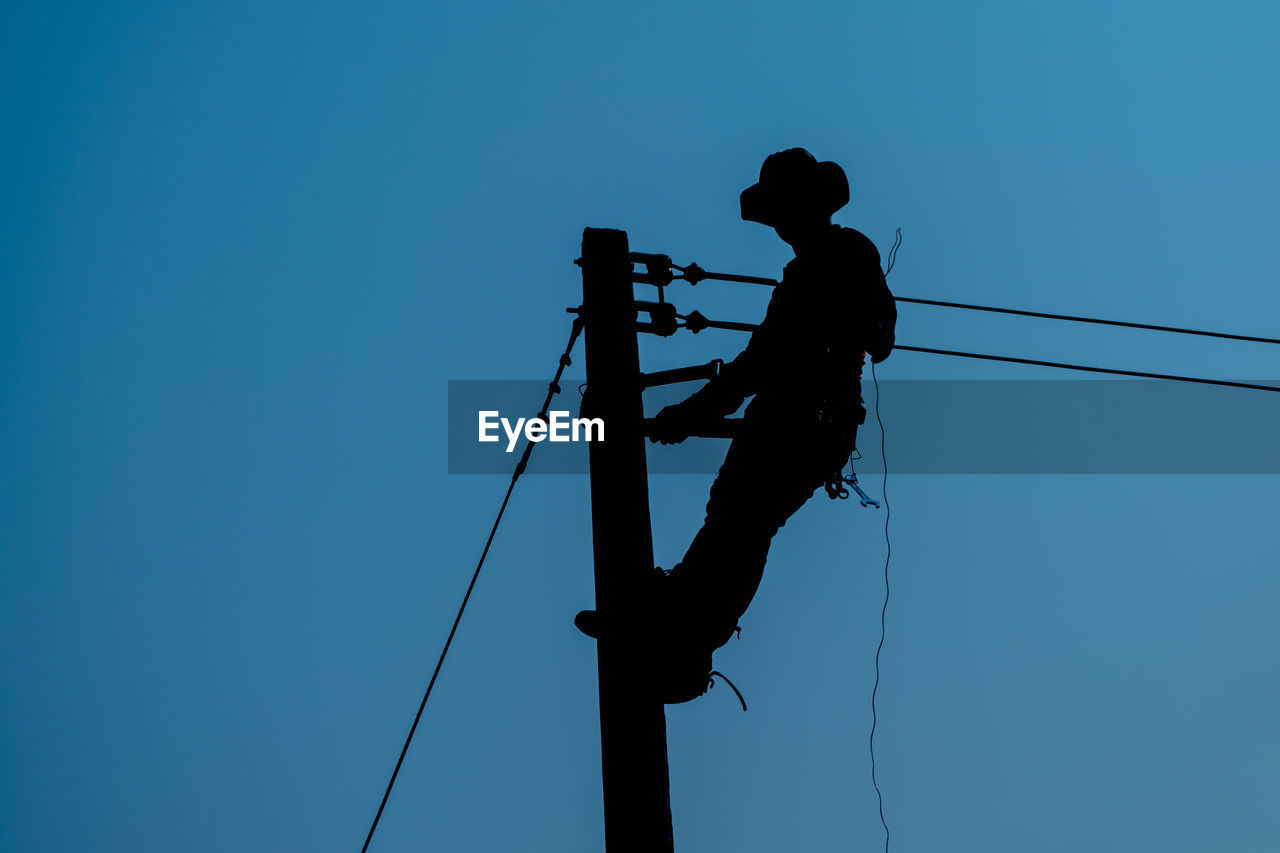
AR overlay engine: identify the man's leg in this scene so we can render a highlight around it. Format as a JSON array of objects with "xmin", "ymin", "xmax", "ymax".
[{"xmin": 669, "ymin": 418, "xmax": 853, "ymax": 648}]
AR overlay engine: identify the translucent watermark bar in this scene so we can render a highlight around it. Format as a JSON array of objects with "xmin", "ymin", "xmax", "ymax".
[{"xmin": 448, "ymin": 379, "xmax": 1280, "ymax": 474}]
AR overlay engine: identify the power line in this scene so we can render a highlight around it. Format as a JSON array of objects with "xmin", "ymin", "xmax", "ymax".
[
  {"xmin": 679, "ymin": 312, "xmax": 1279, "ymax": 393},
  {"xmin": 359, "ymin": 318, "xmax": 582, "ymax": 853},
  {"xmin": 668, "ymin": 262, "xmax": 1280, "ymax": 346},
  {"xmin": 893, "ymin": 345, "xmax": 1280, "ymax": 393},
  {"xmin": 894, "ymin": 296, "xmax": 1280, "ymax": 346}
]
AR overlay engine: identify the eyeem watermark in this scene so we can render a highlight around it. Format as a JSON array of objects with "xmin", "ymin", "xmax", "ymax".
[{"xmin": 478, "ymin": 410, "xmax": 604, "ymax": 453}]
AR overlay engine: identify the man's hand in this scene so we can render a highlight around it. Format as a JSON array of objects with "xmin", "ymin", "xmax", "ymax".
[{"xmin": 648, "ymin": 402, "xmax": 695, "ymax": 444}]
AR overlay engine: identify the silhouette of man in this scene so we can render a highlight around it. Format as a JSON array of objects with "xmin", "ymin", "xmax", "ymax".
[{"xmin": 579, "ymin": 148, "xmax": 895, "ymax": 702}]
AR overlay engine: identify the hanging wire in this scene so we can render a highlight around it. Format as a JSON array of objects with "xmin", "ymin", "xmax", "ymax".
[
  {"xmin": 884, "ymin": 228, "xmax": 902, "ymax": 276},
  {"xmin": 868, "ymin": 360, "xmax": 891, "ymax": 853},
  {"xmin": 359, "ymin": 317, "xmax": 583, "ymax": 853},
  {"xmin": 868, "ymin": 231, "xmax": 899, "ymax": 852}
]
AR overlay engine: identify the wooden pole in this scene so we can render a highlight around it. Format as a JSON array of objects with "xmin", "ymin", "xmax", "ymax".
[{"xmin": 580, "ymin": 227, "xmax": 675, "ymax": 852}]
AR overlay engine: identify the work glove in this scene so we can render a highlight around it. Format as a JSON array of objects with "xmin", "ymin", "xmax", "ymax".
[
  {"xmin": 648, "ymin": 377, "xmax": 745, "ymax": 444},
  {"xmin": 648, "ymin": 402, "xmax": 695, "ymax": 444}
]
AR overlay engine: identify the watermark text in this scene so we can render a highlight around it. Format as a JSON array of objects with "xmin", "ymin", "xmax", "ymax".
[{"xmin": 478, "ymin": 410, "xmax": 604, "ymax": 453}]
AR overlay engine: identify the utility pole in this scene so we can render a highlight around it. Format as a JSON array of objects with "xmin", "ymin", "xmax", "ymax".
[{"xmin": 579, "ymin": 227, "xmax": 675, "ymax": 852}]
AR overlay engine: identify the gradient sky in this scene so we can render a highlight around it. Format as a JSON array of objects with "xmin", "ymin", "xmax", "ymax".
[{"xmin": 3, "ymin": 2, "xmax": 1279, "ymax": 851}]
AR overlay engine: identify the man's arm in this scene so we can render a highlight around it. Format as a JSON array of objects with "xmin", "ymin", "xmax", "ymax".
[
  {"xmin": 648, "ymin": 294, "xmax": 782, "ymax": 443},
  {"xmin": 844, "ymin": 229, "xmax": 895, "ymax": 363}
]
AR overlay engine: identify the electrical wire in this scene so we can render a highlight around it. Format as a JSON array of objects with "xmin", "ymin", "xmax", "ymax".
[
  {"xmin": 894, "ymin": 296, "xmax": 1280, "ymax": 345},
  {"xmin": 866, "ymin": 230, "xmax": 898, "ymax": 852},
  {"xmin": 868, "ymin": 360, "xmax": 891, "ymax": 853},
  {"xmin": 677, "ymin": 314, "xmax": 1279, "ymax": 394},
  {"xmin": 359, "ymin": 318, "xmax": 582, "ymax": 853},
  {"xmin": 892, "ymin": 345, "xmax": 1280, "ymax": 393},
  {"xmin": 359, "ymin": 479, "xmax": 517, "ymax": 853},
  {"xmin": 884, "ymin": 228, "xmax": 902, "ymax": 277},
  {"xmin": 663, "ymin": 258, "xmax": 1280, "ymax": 346}
]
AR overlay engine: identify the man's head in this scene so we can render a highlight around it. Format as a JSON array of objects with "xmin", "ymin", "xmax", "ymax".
[{"xmin": 740, "ymin": 148, "xmax": 849, "ymax": 246}]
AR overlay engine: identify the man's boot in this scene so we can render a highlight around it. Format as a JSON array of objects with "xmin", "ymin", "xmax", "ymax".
[{"xmin": 573, "ymin": 568, "xmax": 723, "ymax": 704}]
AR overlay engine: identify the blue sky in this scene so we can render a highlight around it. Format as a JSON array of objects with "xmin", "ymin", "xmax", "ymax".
[{"xmin": 3, "ymin": 2, "xmax": 1279, "ymax": 851}]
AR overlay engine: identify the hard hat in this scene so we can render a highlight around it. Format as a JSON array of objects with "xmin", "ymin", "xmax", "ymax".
[{"xmin": 740, "ymin": 148, "xmax": 849, "ymax": 226}]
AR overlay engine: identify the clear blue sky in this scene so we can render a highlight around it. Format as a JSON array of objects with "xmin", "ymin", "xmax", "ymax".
[{"xmin": 3, "ymin": 2, "xmax": 1279, "ymax": 851}]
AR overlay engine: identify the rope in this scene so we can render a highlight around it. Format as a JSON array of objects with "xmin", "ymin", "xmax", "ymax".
[{"xmin": 359, "ymin": 318, "xmax": 583, "ymax": 853}]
